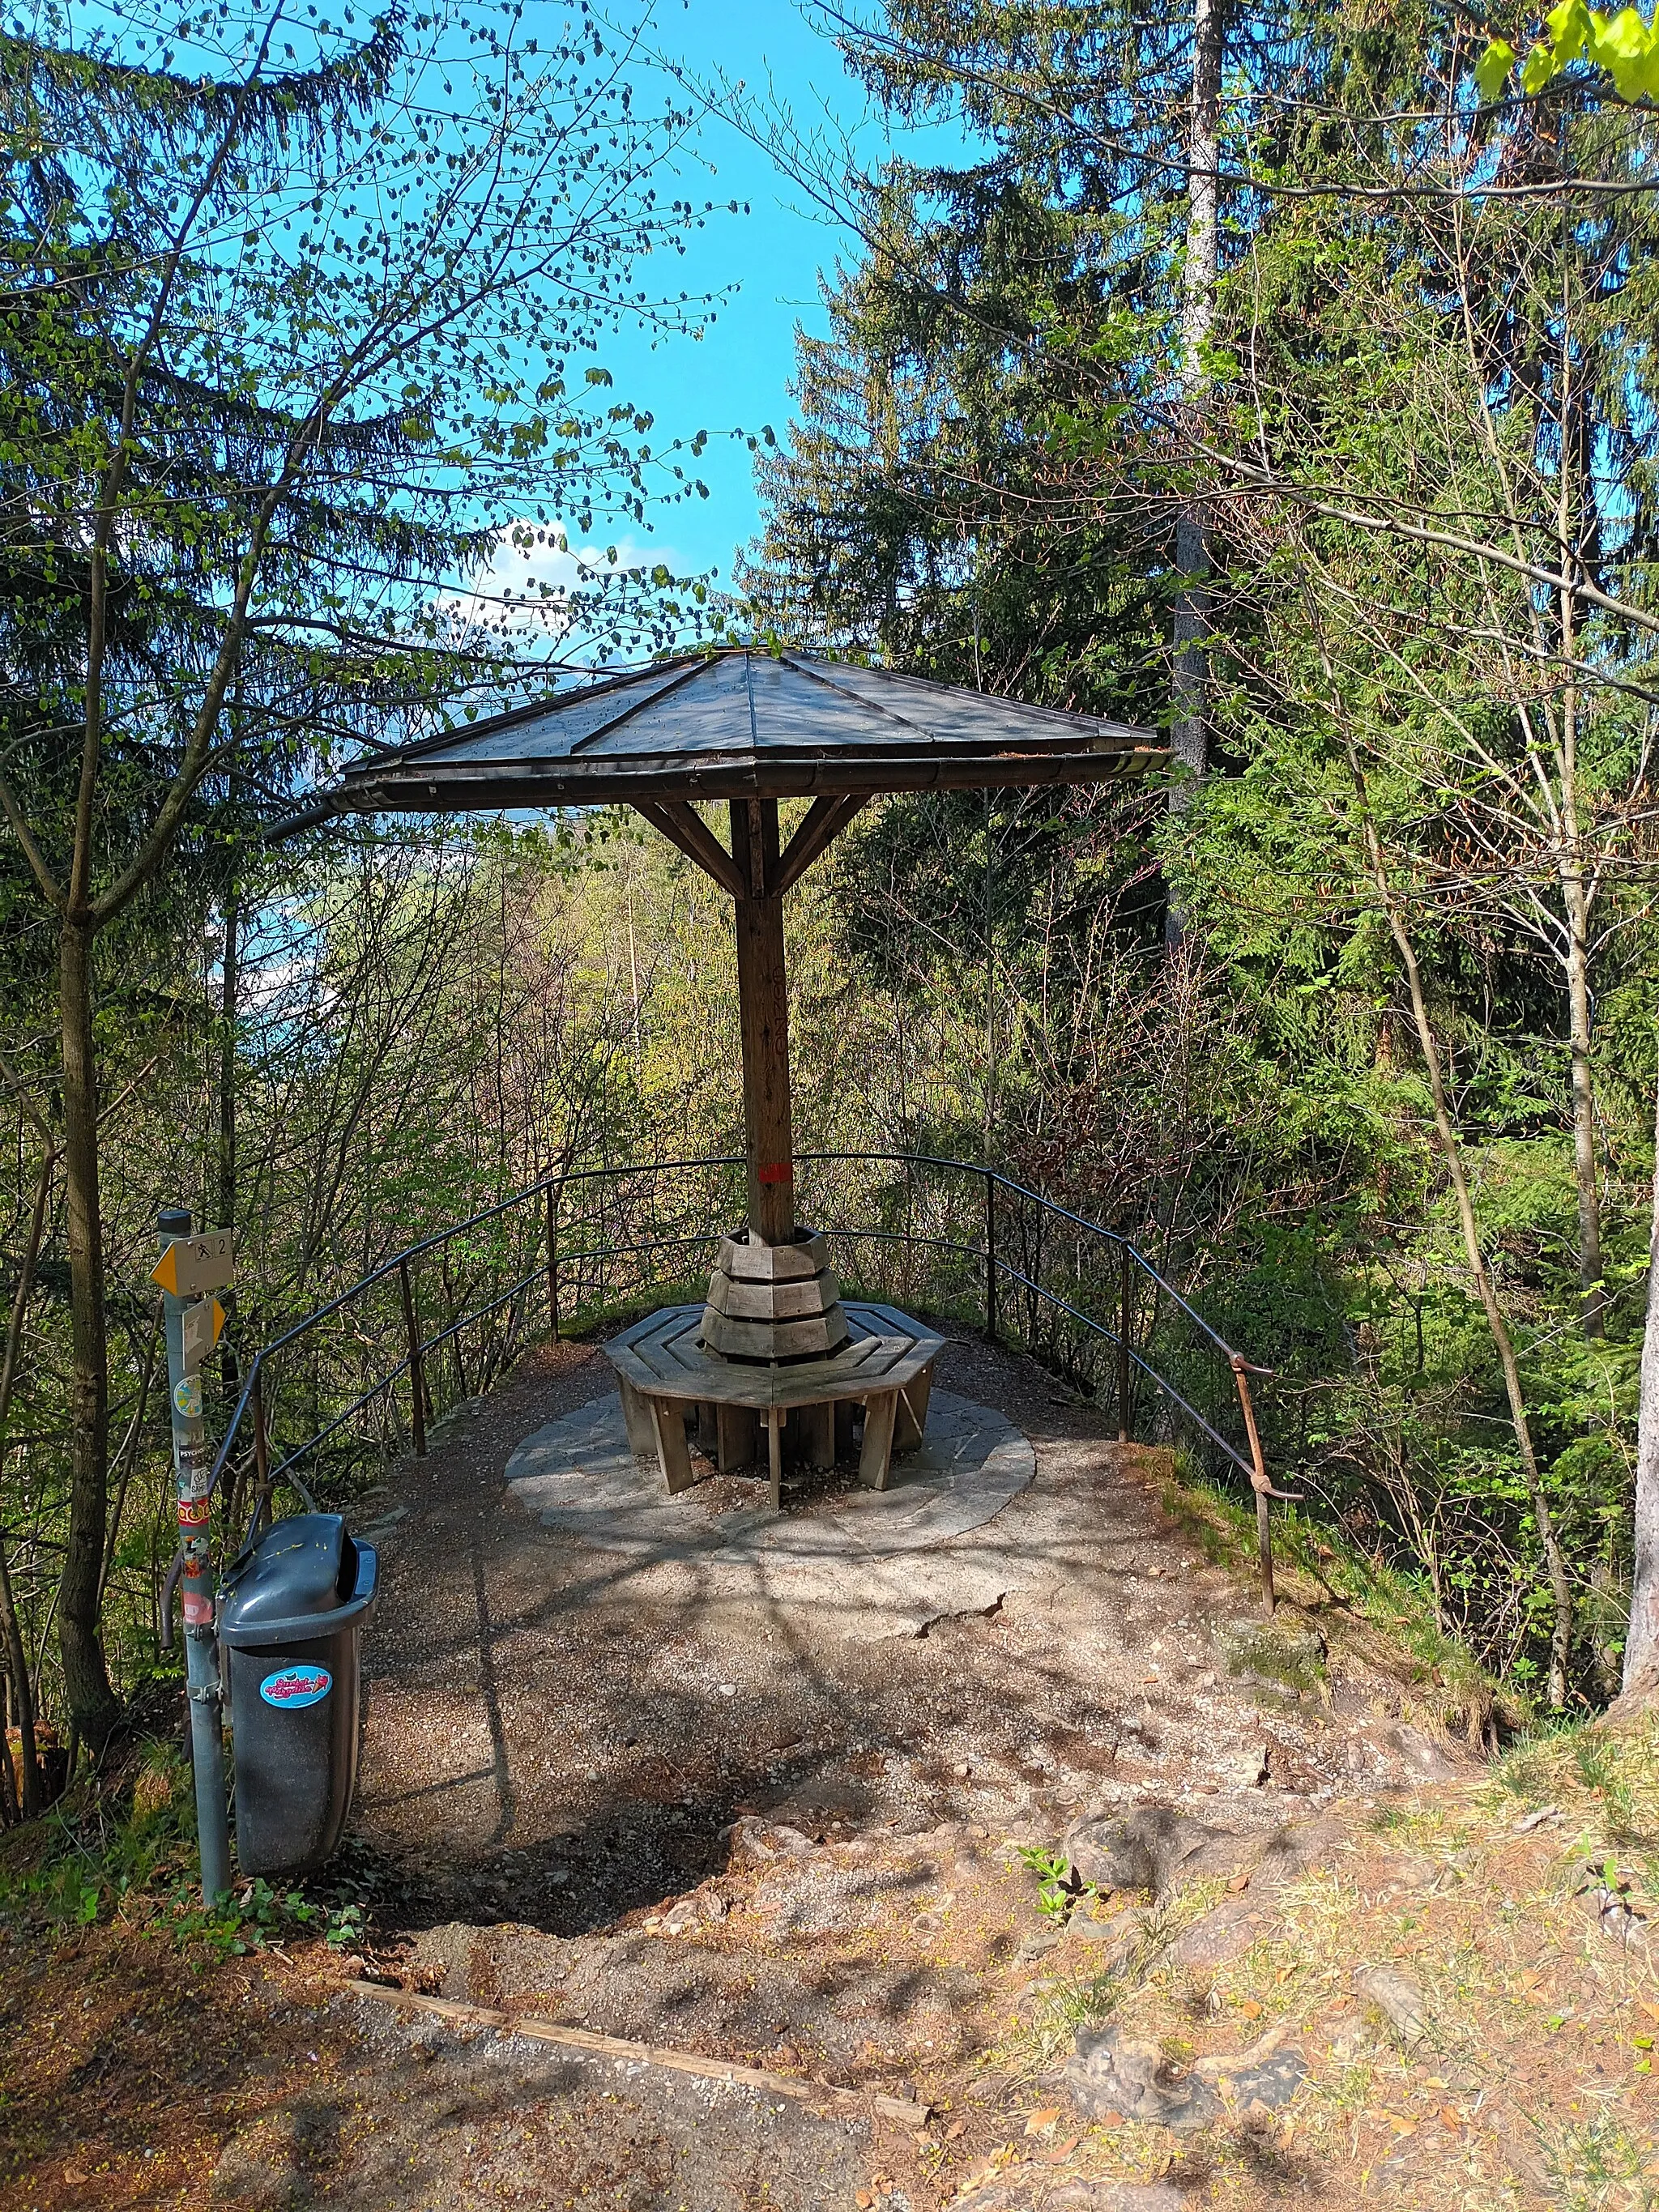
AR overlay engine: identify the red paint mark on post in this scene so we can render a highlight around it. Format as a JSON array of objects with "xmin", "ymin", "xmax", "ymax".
[{"xmin": 757, "ymin": 1161, "xmax": 794, "ymax": 1185}]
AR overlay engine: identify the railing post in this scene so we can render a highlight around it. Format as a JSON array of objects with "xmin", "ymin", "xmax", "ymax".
[
  {"xmin": 249, "ymin": 1361, "xmax": 273, "ymax": 1540},
  {"xmin": 984, "ymin": 1170, "xmax": 997, "ymax": 1344},
  {"xmin": 399, "ymin": 1256, "xmax": 428, "ymax": 1459},
  {"xmin": 1232, "ymin": 1357, "xmax": 1275, "ymax": 1616},
  {"xmin": 546, "ymin": 1182, "xmax": 560, "ymax": 1341},
  {"xmin": 1118, "ymin": 1239, "xmax": 1132, "ymax": 1443}
]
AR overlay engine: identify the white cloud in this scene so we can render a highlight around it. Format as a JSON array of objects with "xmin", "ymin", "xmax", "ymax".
[{"xmin": 434, "ymin": 522, "xmax": 692, "ymax": 658}]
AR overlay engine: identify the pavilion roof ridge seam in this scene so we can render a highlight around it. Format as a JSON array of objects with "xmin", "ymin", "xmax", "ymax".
[
  {"xmin": 562, "ymin": 652, "xmax": 710, "ymax": 757},
  {"xmin": 352, "ymin": 650, "xmax": 707, "ymax": 769},
  {"xmin": 775, "ymin": 648, "xmax": 940, "ymax": 743}
]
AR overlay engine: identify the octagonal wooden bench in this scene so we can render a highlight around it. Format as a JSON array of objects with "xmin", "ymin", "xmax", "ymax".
[{"xmin": 605, "ymin": 1301, "xmax": 945, "ymax": 1508}]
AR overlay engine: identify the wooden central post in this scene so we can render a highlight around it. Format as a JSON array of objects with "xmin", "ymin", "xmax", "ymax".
[{"xmin": 729, "ymin": 797, "xmax": 795, "ymax": 1244}]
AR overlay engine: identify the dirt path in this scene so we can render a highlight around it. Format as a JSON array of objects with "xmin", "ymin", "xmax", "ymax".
[
  {"xmin": 351, "ymin": 1329, "xmax": 1401, "ymax": 1934},
  {"xmin": 19, "ymin": 1328, "xmax": 1644, "ymax": 2212}
]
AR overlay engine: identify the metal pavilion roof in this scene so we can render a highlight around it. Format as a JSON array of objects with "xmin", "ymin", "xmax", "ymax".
[{"xmin": 327, "ymin": 648, "xmax": 1162, "ymax": 813}]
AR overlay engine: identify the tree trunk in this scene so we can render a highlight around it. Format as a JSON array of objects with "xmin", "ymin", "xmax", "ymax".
[
  {"xmin": 1361, "ymin": 816, "xmax": 1574, "ymax": 1707},
  {"xmin": 218, "ymin": 887, "xmax": 242, "ymax": 1480},
  {"xmin": 1623, "ymin": 1068, "xmax": 1659, "ymax": 1694},
  {"xmin": 1166, "ymin": 0, "xmax": 1223, "ymax": 947},
  {"xmin": 56, "ymin": 915, "xmax": 120, "ymax": 1753},
  {"xmin": 0, "ymin": 1141, "xmax": 54, "ymax": 1815},
  {"xmin": 219, "ymin": 889, "xmax": 238, "ymax": 1235},
  {"xmin": 1563, "ymin": 882, "xmax": 1605, "ymax": 1333}
]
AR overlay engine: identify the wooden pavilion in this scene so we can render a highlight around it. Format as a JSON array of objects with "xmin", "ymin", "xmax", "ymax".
[{"xmin": 322, "ymin": 648, "xmax": 1162, "ymax": 1501}]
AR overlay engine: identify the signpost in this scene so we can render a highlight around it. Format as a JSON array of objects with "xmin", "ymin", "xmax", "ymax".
[
  {"xmin": 156, "ymin": 1207, "xmax": 233, "ymax": 1903},
  {"xmin": 151, "ymin": 1230, "xmax": 235, "ymax": 1300}
]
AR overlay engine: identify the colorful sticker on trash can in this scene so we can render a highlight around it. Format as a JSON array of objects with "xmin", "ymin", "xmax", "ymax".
[{"xmin": 258, "ymin": 1664, "xmax": 332, "ymax": 1709}]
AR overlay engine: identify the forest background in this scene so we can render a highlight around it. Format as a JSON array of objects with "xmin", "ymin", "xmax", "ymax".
[{"xmin": 2, "ymin": 0, "xmax": 1656, "ymax": 1819}]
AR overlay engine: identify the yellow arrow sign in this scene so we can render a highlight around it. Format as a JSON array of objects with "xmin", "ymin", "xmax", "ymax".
[{"xmin": 181, "ymin": 1294, "xmax": 228, "ymax": 1374}]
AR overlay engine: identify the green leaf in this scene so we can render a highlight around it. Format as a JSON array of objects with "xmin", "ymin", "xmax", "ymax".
[
  {"xmin": 1587, "ymin": 4, "xmax": 1659, "ymax": 96},
  {"xmin": 1475, "ymin": 36, "xmax": 1519, "ymax": 96},
  {"xmin": 1520, "ymin": 38, "xmax": 1562, "ymax": 91},
  {"xmin": 1546, "ymin": 0, "xmax": 1594, "ymax": 62}
]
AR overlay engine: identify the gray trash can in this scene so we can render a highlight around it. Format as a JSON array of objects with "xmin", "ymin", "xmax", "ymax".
[{"xmin": 220, "ymin": 1513, "xmax": 377, "ymax": 1877}]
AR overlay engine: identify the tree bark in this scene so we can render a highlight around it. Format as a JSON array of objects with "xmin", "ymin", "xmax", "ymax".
[
  {"xmin": 56, "ymin": 915, "xmax": 120, "ymax": 1752},
  {"xmin": 1166, "ymin": 0, "xmax": 1223, "ymax": 947},
  {"xmin": 218, "ymin": 886, "xmax": 242, "ymax": 1469},
  {"xmin": 0, "ymin": 1139, "xmax": 54, "ymax": 1816},
  {"xmin": 1623, "ymin": 1069, "xmax": 1659, "ymax": 1694}
]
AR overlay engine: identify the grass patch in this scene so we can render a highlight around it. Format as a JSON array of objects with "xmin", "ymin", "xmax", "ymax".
[
  {"xmin": 1160, "ymin": 1458, "xmax": 1516, "ymax": 1750},
  {"xmin": 0, "ymin": 1731, "xmax": 369, "ymax": 1959}
]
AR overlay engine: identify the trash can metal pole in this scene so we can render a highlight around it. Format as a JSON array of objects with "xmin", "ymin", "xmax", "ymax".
[{"xmin": 158, "ymin": 1205, "xmax": 232, "ymax": 1905}]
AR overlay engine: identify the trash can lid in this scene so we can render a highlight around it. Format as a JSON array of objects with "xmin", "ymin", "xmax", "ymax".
[{"xmin": 220, "ymin": 1512, "xmax": 361, "ymax": 1635}]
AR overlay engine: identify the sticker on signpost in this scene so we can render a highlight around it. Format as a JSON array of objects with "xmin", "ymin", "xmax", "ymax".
[
  {"xmin": 173, "ymin": 1376, "xmax": 203, "ymax": 1419},
  {"xmin": 259, "ymin": 1665, "xmax": 333, "ymax": 1709}
]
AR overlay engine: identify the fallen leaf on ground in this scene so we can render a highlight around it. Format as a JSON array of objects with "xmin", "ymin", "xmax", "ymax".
[
  {"xmin": 1239, "ymin": 1998, "xmax": 1263, "ymax": 2018},
  {"xmin": 1227, "ymin": 1872, "xmax": 1252, "ymax": 1893},
  {"xmin": 1024, "ymin": 2107, "xmax": 1060, "ymax": 2133}
]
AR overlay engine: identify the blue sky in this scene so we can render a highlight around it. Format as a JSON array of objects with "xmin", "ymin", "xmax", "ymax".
[
  {"xmin": 611, "ymin": 0, "xmax": 868, "ymax": 585},
  {"xmin": 573, "ymin": 0, "xmax": 958, "ymax": 591}
]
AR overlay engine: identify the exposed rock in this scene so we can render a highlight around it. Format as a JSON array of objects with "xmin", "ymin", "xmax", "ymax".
[
  {"xmin": 1356, "ymin": 1720, "xmax": 1468, "ymax": 1781},
  {"xmin": 725, "ymin": 1815, "xmax": 814, "ymax": 1866},
  {"xmin": 1064, "ymin": 1805, "xmax": 1229, "ymax": 1896},
  {"xmin": 1065, "ymin": 1804, "xmax": 1338, "ymax": 1903},
  {"xmin": 1066, "ymin": 2026, "xmax": 1221, "ymax": 2131},
  {"xmin": 1198, "ymin": 2040, "xmax": 1307, "ymax": 2114},
  {"xmin": 1168, "ymin": 1895, "xmax": 1261, "ymax": 1969},
  {"xmin": 1219, "ymin": 1743, "xmax": 1269, "ymax": 1789},
  {"xmin": 1354, "ymin": 1963, "xmax": 1429, "ymax": 2046},
  {"xmin": 1216, "ymin": 1615, "xmax": 1327, "ymax": 1694},
  {"xmin": 1591, "ymin": 1885, "xmax": 1650, "ymax": 1952},
  {"xmin": 1252, "ymin": 1814, "xmax": 1346, "ymax": 1888},
  {"xmin": 1013, "ymin": 1929, "xmax": 1061, "ymax": 1963}
]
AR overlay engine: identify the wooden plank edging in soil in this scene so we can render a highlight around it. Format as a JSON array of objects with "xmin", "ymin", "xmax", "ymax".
[{"xmin": 343, "ymin": 1978, "xmax": 932, "ymax": 2130}]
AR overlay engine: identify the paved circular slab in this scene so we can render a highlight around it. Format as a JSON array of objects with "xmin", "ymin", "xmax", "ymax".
[{"xmin": 505, "ymin": 1387, "xmax": 1034, "ymax": 1572}]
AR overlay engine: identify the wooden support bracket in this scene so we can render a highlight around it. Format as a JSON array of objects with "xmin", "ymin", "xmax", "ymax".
[
  {"xmin": 633, "ymin": 799, "xmax": 744, "ymax": 899},
  {"xmin": 774, "ymin": 794, "xmax": 868, "ymax": 896}
]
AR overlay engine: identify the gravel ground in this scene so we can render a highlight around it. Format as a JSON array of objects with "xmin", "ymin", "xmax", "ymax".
[
  {"xmin": 352, "ymin": 1327, "xmax": 1445, "ymax": 1946},
  {"xmin": 4, "ymin": 1328, "xmax": 1488, "ymax": 2212}
]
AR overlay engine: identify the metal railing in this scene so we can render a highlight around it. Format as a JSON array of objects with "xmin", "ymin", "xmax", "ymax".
[{"xmin": 200, "ymin": 1151, "xmax": 1285, "ymax": 1609}]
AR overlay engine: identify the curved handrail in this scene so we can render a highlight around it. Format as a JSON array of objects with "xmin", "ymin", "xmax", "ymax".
[
  {"xmin": 798, "ymin": 1149, "xmax": 1271, "ymax": 1375},
  {"xmin": 198, "ymin": 1150, "xmax": 1274, "ymax": 1579}
]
